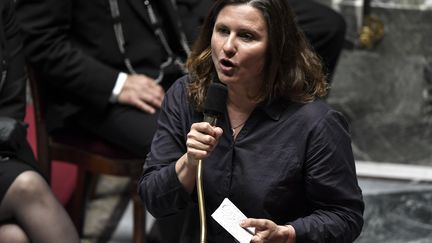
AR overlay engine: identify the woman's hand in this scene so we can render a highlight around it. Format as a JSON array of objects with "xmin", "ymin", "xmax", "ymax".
[
  {"xmin": 185, "ymin": 122, "xmax": 223, "ymax": 167},
  {"xmin": 175, "ymin": 122, "xmax": 223, "ymax": 193},
  {"xmin": 240, "ymin": 218, "xmax": 296, "ymax": 243}
]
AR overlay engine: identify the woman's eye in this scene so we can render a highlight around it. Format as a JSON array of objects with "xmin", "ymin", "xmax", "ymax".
[
  {"xmin": 217, "ymin": 27, "xmax": 229, "ymax": 35},
  {"xmin": 240, "ymin": 34, "xmax": 254, "ymax": 41},
  {"xmin": 240, "ymin": 33, "xmax": 254, "ymax": 41}
]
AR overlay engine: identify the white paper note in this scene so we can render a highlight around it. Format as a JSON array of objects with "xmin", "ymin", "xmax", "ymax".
[{"xmin": 211, "ymin": 198, "xmax": 255, "ymax": 243}]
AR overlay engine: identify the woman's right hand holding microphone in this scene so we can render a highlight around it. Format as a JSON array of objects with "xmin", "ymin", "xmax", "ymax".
[
  {"xmin": 185, "ymin": 122, "xmax": 223, "ymax": 167},
  {"xmin": 175, "ymin": 122, "xmax": 223, "ymax": 193}
]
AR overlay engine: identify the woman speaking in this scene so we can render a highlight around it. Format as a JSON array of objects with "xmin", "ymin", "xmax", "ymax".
[{"xmin": 139, "ymin": 0, "xmax": 364, "ymax": 242}]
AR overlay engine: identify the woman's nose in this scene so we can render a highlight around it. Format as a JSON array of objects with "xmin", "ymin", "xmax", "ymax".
[{"xmin": 222, "ymin": 35, "xmax": 236, "ymax": 57}]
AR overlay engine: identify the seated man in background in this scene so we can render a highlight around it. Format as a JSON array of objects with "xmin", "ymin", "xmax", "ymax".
[
  {"xmin": 15, "ymin": 0, "xmax": 192, "ymax": 158},
  {"xmin": 15, "ymin": 1, "xmax": 202, "ymax": 242}
]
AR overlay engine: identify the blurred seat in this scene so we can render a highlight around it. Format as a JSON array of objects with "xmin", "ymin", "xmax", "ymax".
[
  {"xmin": 25, "ymin": 104, "xmax": 78, "ymax": 206},
  {"xmin": 27, "ymin": 66, "xmax": 146, "ymax": 243}
]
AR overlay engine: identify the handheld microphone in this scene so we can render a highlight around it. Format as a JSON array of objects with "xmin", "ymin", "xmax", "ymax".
[
  {"xmin": 203, "ymin": 82, "xmax": 228, "ymax": 125},
  {"xmin": 198, "ymin": 82, "xmax": 227, "ymax": 243}
]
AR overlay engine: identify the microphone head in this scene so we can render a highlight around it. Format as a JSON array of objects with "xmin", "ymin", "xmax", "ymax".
[{"xmin": 204, "ymin": 82, "xmax": 228, "ymax": 117}]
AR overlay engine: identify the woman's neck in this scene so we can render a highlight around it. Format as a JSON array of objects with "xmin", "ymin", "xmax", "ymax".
[
  {"xmin": 226, "ymin": 84, "xmax": 260, "ymax": 113},
  {"xmin": 226, "ymin": 90, "xmax": 258, "ymax": 139},
  {"xmin": 227, "ymin": 96, "xmax": 256, "ymax": 115}
]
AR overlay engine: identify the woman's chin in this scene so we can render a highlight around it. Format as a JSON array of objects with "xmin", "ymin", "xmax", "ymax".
[{"xmin": 216, "ymin": 73, "xmax": 237, "ymax": 85}]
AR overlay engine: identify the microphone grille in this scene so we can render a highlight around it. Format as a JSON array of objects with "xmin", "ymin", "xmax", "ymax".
[{"xmin": 204, "ymin": 82, "xmax": 228, "ymax": 116}]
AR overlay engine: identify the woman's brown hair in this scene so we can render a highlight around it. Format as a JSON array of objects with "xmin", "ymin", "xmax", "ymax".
[{"xmin": 186, "ymin": 0, "xmax": 328, "ymax": 111}]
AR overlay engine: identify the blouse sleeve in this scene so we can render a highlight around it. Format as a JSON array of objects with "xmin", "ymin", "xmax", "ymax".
[
  {"xmin": 138, "ymin": 76, "xmax": 197, "ymax": 218},
  {"xmin": 289, "ymin": 110, "xmax": 364, "ymax": 243}
]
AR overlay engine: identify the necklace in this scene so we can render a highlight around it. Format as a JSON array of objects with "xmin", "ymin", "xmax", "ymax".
[
  {"xmin": 231, "ymin": 121, "xmax": 246, "ymax": 137},
  {"xmin": 232, "ymin": 121, "xmax": 246, "ymax": 130}
]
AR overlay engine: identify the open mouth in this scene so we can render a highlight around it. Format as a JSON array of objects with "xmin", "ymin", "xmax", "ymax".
[{"xmin": 220, "ymin": 59, "xmax": 234, "ymax": 68}]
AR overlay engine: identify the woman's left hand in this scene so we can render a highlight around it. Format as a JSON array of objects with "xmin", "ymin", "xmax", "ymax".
[{"xmin": 240, "ymin": 218, "xmax": 296, "ymax": 243}]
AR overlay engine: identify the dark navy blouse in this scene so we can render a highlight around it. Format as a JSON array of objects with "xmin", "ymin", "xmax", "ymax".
[{"xmin": 139, "ymin": 76, "xmax": 364, "ymax": 243}]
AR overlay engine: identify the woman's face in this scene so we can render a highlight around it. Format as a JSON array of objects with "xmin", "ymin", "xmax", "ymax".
[{"xmin": 211, "ymin": 4, "xmax": 268, "ymax": 91}]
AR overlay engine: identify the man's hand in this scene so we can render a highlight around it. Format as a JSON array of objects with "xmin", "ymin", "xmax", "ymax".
[
  {"xmin": 240, "ymin": 218, "xmax": 296, "ymax": 243},
  {"xmin": 117, "ymin": 74, "xmax": 164, "ymax": 113}
]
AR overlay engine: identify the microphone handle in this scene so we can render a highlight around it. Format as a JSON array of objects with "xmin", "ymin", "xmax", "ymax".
[
  {"xmin": 197, "ymin": 158, "xmax": 206, "ymax": 243},
  {"xmin": 197, "ymin": 114, "xmax": 217, "ymax": 243},
  {"xmin": 203, "ymin": 115, "xmax": 218, "ymax": 126}
]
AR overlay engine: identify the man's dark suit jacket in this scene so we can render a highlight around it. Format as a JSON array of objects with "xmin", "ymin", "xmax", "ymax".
[
  {"xmin": 15, "ymin": 0, "xmax": 197, "ymax": 131},
  {"xmin": 1, "ymin": 0, "xmax": 26, "ymax": 121},
  {"xmin": 1, "ymin": 0, "xmax": 38, "ymax": 169}
]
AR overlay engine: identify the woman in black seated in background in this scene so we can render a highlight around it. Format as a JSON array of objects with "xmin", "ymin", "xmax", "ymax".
[
  {"xmin": 139, "ymin": 0, "xmax": 364, "ymax": 242},
  {"xmin": 0, "ymin": 1, "xmax": 79, "ymax": 242}
]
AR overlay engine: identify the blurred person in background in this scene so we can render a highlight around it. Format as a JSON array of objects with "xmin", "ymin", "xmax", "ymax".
[{"xmin": 15, "ymin": 0, "xmax": 192, "ymax": 158}]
